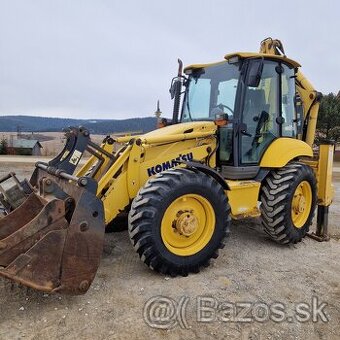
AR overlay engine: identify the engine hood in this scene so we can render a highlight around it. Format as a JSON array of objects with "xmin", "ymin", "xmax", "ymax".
[{"xmin": 143, "ymin": 121, "xmax": 217, "ymax": 138}]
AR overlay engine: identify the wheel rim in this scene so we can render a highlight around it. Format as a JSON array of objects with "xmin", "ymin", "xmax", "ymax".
[
  {"xmin": 291, "ymin": 180, "xmax": 312, "ymax": 228},
  {"xmin": 161, "ymin": 194, "xmax": 215, "ymax": 256}
]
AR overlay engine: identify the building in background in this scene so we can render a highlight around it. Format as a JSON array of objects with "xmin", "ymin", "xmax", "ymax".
[{"xmin": 7, "ymin": 139, "xmax": 43, "ymax": 156}]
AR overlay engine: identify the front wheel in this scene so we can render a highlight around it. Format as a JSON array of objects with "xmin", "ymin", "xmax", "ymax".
[
  {"xmin": 128, "ymin": 168, "xmax": 231, "ymax": 277},
  {"xmin": 260, "ymin": 162, "xmax": 317, "ymax": 244}
]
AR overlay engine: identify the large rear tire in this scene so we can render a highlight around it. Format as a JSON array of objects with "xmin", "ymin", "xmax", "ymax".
[
  {"xmin": 260, "ymin": 162, "xmax": 317, "ymax": 244},
  {"xmin": 128, "ymin": 168, "xmax": 231, "ymax": 276}
]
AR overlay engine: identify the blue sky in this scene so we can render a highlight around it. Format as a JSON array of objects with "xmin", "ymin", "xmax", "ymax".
[{"xmin": 0, "ymin": 0, "xmax": 339, "ymax": 119}]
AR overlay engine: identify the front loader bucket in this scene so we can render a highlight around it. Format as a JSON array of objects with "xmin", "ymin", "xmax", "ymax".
[{"xmin": 0, "ymin": 170, "xmax": 105, "ymax": 295}]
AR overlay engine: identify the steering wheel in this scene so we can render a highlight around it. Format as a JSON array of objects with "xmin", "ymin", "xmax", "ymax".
[{"xmin": 212, "ymin": 103, "xmax": 234, "ymax": 115}]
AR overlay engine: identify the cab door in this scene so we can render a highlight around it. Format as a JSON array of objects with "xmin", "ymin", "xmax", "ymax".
[{"xmin": 240, "ymin": 59, "xmax": 281, "ymax": 165}]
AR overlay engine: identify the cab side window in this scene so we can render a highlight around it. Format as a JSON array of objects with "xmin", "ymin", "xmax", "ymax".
[
  {"xmin": 241, "ymin": 61, "xmax": 279, "ymax": 164},
  {"xmin": 281, "ymin": 65, "xmax": 296, "ymax": 137}
]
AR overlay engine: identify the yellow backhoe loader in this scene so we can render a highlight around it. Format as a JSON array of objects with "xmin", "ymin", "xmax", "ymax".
[{"xmin": 0, "ymin": 38, "xmax": 334, "ymax": 294}]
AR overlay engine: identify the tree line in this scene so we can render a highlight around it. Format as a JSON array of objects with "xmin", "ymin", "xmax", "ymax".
[
  {"xmin": 0, "ymin": 116, "xmax": 157, "ymax": 134},
  {"xmin": 316, "ymin": 92, "xmax": 340, "ymax": 144}
]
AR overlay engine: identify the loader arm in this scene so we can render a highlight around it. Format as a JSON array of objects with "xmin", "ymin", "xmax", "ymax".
[
  {"xmin": 89, "ymin": 121, "xmax": 218, "ymax": 225},
  {"xmin": 0, "ymin": 121, "xmax": 217, "ymax": 294}
]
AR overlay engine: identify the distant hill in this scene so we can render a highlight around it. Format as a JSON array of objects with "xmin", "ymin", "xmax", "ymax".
[{"xmin": 0, "ymin": 115, "xmax": 157, "ymax": 134}]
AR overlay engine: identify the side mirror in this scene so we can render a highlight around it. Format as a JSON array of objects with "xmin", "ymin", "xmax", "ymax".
[
  {"xmin": 170, "ymin": 59, "xmax": 184, "ymax": 124},
  {"xmin": 169, "ymin": 77, "xmax": 181, "ymax": 99},
  {"xmin": 169, "ymin": 59, "xmax": 184, "ymax": 100},
  {"xmin": 245, "ymin": 58, "xmax": 264, "ymax": 87}
]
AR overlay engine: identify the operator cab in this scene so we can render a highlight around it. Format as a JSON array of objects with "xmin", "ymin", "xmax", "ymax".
[{"xmin": 180, "ymin": 54, "xmax": 301, "ymax": 179}]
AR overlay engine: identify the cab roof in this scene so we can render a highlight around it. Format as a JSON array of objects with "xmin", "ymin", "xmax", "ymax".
[
  {"xmin": 184, "ymin": 52, "xmax": 301, "ymax": 73},
  {"xmin": 225, "ymin": 52, "xmax": 301, "ymax": 68}
]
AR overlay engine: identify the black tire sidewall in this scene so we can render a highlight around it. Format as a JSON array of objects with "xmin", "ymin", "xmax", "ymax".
[{"xmin": 283, "ymin": 166, "xmax": 317, "ymax": 239}]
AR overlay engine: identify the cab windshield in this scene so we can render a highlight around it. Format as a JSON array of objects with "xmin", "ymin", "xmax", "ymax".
[{"xmin": 181, "ymin": 62, "xmax": 241, "ymax": 122}]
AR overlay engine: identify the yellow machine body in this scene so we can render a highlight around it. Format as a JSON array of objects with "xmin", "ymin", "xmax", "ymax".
[{"xmin": 75, "ymin": 118, "xmax": 331, "ymax": 224}]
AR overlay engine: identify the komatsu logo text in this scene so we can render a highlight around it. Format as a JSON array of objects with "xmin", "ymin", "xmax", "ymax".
[{"xmin": 147, "ymin": 153, "xmax": 193, "ymax": 176}]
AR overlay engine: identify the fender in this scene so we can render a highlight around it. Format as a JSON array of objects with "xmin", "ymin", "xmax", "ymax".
[
  {"xmin": 260, "ymin": 138, "xmax": 313, "ymax": 168},
  {"xmin": 179, "ymin": 161, "xmax": 230, "ymax": 190}
]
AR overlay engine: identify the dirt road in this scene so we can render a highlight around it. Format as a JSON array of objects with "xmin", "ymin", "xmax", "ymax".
[{"xmin": 0, "ymin": 158, "xmax": 339, "ymax": 339}]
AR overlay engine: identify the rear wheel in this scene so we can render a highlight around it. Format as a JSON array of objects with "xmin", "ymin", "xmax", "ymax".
[
  {"xmin": 128, "ymin": 168, "xmax": 231, "ymax": 276},
  {"xmin": 260, "ymin": 162, "xmax": 317, "ymax": 244}
]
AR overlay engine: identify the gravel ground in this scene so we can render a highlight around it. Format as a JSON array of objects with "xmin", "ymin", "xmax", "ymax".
[{"xmin": 0, "ymin": 158, "xmax": 339, "ymax": 340}]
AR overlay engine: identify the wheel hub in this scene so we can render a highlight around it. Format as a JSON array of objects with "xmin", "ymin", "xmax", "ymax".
[
  {"xmin": 175, "ymin": 211, "xmax": 199, "ymax": 236},
  {"xmin": 161, "ymin": 193, "xmax": 216, "ymax": 256},
  {"xmin": 293, "ymin": 194, "xmax": 306, "ymax": 214},
  {"xmin": 291, "ymin": 180, "xmax": 312, "ymax": 228}
]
